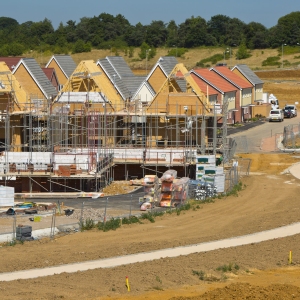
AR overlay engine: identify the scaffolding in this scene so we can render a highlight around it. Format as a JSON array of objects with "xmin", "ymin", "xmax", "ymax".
[{"xmin": 0, "ymin": 71, "xmax": 234, "ymax": 193}]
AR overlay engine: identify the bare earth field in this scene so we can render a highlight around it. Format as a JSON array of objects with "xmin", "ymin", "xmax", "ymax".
[
  {"xmin": 1, "ymin": 71, "xmax": 300, "ymax": 299},
  {"xmin": 1, "ymin": 153, "xmax": 300, "ymax": 299}
]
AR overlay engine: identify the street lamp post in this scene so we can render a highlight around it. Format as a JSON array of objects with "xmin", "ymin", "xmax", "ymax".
[
  {"xmin": 146, "ymin": 49, "xmax": 151, "ymax": 76},
  {"xmin": 173, "ymin": 44, "xmax": 177, "ymax": 57},
  {"xmin": 229, "ymin": 44, "xmax": 237, "ymax": 68},
  {"xmin": 223, "ymin": 48, "xmax": 229, "ymax": 65},
  {"xmin": 282, "ymin": 43, "xmax": 287, "ymax": 68}
]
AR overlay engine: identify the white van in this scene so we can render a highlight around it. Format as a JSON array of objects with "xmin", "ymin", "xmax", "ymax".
[
  {"xmin": 284, "ymin": 104, "xmax": 297, "ymax": 117},
  {"xmin": 269, "ymin": 109, "xmax": 284, "ymax": 122}
]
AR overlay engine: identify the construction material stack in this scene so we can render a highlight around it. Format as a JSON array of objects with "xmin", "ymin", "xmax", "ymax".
[
  {"xmin": 196, "ymin": 155, "xmax": 225, "ymax": 193},
  {"xmin": 140, "ymin": 175, "xmax": 160, "ymax": 210},
  {"xmin": 160, "ymin": 170, "xmax": 177, "ymax": 207},
  {"xmin": 188, "ymin": 180, "xmax": 217, "ymax": 200},
  {"xmin": 171, "ymin": 177, "xmax": 190, "ymax": 207}
]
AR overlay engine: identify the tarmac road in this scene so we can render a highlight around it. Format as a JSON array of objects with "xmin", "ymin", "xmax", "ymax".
[
  {"xmin": 30, "ymin": 187, "xmax": 145, "ymax": 211},
  {"xmin": 228, "ymin": 114, "xmax": 300, "ymax": 153}
]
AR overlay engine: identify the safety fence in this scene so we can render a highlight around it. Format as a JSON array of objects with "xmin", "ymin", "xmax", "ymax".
[
  {"xmin": 0, "ymin": 158, "xmax": 252, "ymax": 242},
  {"xmin": 224, "ymin": 157, "xmax": 251, "ymax": 192},
  {"xmin": 0, "ymin": 191, "xmax": 145, "ymax": 242},
  {"xmin": 232, "ymin": 136, "xmax": 249, "ymax": 154},
  {"xmin": 282, "ymin": 123, "xmax": 300, "ymax": 149}
]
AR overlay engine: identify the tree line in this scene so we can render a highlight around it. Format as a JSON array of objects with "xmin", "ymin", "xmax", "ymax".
[{"xmin": 0, "ymin": 11, "xmax": 299, "ymax": 57}]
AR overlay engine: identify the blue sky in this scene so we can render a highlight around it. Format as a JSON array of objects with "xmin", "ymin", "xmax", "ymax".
[{"xmin": 2, "ymin": 0, "xmax": 299, "ymax": 29}]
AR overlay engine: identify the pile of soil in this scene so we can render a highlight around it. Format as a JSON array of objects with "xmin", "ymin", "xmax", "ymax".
[{"xmin": 102, "ymin": 180, "xmax": 137, "ymax": 195}]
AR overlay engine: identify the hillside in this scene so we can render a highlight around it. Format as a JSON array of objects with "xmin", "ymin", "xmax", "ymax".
[{"xmin": 28, "ymin": 47, "xmax": 300, "ymax": 72}]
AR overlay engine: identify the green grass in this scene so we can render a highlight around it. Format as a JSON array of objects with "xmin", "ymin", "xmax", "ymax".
[
  {"xmin": 262, "ymin": 56, "xmax": 280, "ymax": 67},
  {"xmin": 192, "ymin": 270, "xmax": 221, "ymax": 282},
  {"xmin": 196, "ymin": 53, "xmax": 224, "ymax": 67},
  {"xmin": 122, "ymin": 215, "xmax": 141, "ymax": 224},
  {"xmin": 97, "ymin": 218, "xmax": 121, "ymax": 232},
  {"xmin": 79, "ymin": 218, "xmax": 95, "ymax": 231},
  {"xmin": 226, "ymin": 181, "xmax": 243, "ymax": 197},
  {"xmin": 216, "ymin": 263, "xmax": 240, "ymax": 273}
]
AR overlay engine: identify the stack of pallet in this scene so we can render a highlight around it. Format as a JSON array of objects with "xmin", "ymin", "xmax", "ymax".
[
  {"xmin": 196, "ymin": 155, "xmax": 225, "ymax": 192},
  {"xmin": 160, "ymin": 170, "xmax": 177, "ymax": 207}
]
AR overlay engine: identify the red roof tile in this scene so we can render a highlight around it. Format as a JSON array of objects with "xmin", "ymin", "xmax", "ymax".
[
  {"xmin": 210, "ymin": 66, "xmax": 252, "ymax": 89},
  {"xmin": 192, "ymin": 69, "xmax": 237, "ymax": 93},
  {"xmin": 190, "ymin": 73, "xmax": 218, "ymax": 95},
  {"xmin": 42, "ymin": 67, "xmax": 55, "ymax": 80},
  {"xmin": 0, "ymin": 57, "xmax": 24, "ymax": 71}
]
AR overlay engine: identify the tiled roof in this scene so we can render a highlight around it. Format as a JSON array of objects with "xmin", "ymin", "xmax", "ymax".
[
  {"xmin": 157, "ymin": 56, "xmax": 178, "ymax": 75},
  {"xmin": 210, "ymin": 66, "xmax": 253, "ymax": 89},
  {"xmin": 190, "ymin": 73, "xmax": 218, "ymax": 95},
  {"xmin": 107, "ymin": 56, "xmax": 134, "ymax": 77},
  {"xmin": 173, "ymin": 70, "xmax": 187, "ymax": 92},
  {"xmin": 0, "ymin": 57, "xmax": 24, "ymax": 71},
  {"xmin": 97, "ymin": 56, "xmax": 145, "ymax": 100},
  {"xmin": 98, "ymin": 57, "xmax": 128, "ymax": 99},
  {"xmin": 14, "ymin": 58, "xmax": 57, "ymax": 98},
  {"xmin": 46, "ymin": 55, "xmax": 76, "ymax": 78},
  {"xmin": 42, "ymin": 68, "xmax": 55, "ymax": 80},
  {"xmin": 191, "ymin": 69, "xmax": 237, "ymax": 93},
  {"xmin": 231, "ymin": 64, "xmax": 264, "ymax": 85},
  {"xmin": 123, "ymin": 76, "xmax": 146, "ymax": 96}
]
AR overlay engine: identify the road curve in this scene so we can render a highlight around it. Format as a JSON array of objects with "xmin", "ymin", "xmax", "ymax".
[{"xmin": 1, "ymin": 222, "xmax": 300, "ymax": 282}]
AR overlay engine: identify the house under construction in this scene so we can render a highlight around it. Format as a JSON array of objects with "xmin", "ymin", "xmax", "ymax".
[{"xmin": 0, "ymin": 58, "xmax": 240, "ymax": 194}]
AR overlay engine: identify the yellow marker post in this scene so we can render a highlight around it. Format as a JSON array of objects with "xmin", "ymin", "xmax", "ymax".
[
  {"xmin": 126, "ymin": 276, "xmax": 130, "ymax": 292},
  {"xmin": 289, "ymin": 250, "xmax": 292, "ymax": 264}
]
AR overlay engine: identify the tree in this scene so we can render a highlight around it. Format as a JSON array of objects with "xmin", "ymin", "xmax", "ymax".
[
  {"xmin": 277, "ymin": 11, "xmax": 300, "ymax": 44},
  {"xmin": 207, "ymin": 14, "xmax": 232, "ymax": 44},
  {"xmin": 72, "ymin": 39, "xmax": 91, "ymax": 53},
  {"xmin": 124, "ymin": 23, "xmax": 146, "ymax": 47},
  {"xmin": 166, "ymin": 20, "xmax": 178, "ymax": 47},
  {"xmin": 236, "ymin": 41, "xmax": 251, "ymax": 59},
  {"xmin": 0, "ymin": 17, "xmax": 18, "ymax": 30},
  {"xmin": 245, "ymin": 22, "xmax": 269, "ymax": 49},
  {"xmin": 7, "ymin": 42, "xmax": 25, "ymax": 56},
  {"xmin": 145, "ymin": 21, "xmax": 168, "ymax": 47},
  {"xmin": 30, "ymin": 18, "xmax": 54, "ymax": 42},
  {"xmin": 65, "ymin": 20, "xmax": 77, "ymax": 43},
  {"xmin": 178, "ymin": 16, "xmax": 208, "ymax": 47},
  {"xmin": 226, "ymin": 18, "xmax": 246, "ymax": 47},
  {"xmin": 139, "ymin": 42, "xmax": 156, "ymax": 59}
]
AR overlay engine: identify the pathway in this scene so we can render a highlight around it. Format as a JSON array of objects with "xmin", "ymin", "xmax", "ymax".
[{"xmin": 1, "ymin": 222, "xmax": 300, "ymax": 282}]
